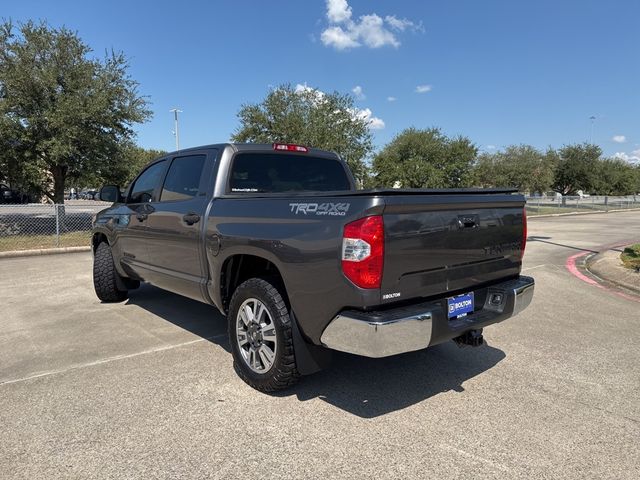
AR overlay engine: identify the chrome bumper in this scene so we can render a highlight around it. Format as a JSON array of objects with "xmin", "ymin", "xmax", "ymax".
[{"xmin": 320, "ymin": 276, "xmax": 535, "ymax": 358}]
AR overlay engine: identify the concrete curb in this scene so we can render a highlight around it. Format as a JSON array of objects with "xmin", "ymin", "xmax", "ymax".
[
  {"xmin": 528, "ymin": 207, "xmax": 640, "ymax": 219},
  {"xmin": 0, "ymin": 246, "xmax": 91, "ymax": 259},
  {"xmin": 586, "ymin": 247, "xmax": 640, "ymax": 295}
]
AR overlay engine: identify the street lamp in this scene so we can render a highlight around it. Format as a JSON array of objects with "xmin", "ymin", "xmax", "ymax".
[
  {"xmin": 589, "ymin": 115, "xmax": 596, "ymax": 144},
  {"xmin": 170, "ymin": 108, "xmax": 182, "ymax": 151}
]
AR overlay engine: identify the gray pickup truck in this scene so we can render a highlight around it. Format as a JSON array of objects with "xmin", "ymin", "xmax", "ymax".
[{"xmin": 93, "ymin": 143, "xmax": 534, "ymax": 391}]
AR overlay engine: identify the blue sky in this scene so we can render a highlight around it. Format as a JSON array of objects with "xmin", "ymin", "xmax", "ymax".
[{"xmin": 4, "ymin": 0, "xmax": 639, "ymax": 161}]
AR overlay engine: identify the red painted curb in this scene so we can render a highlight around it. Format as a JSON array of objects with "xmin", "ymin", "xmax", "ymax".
[
  {"xmin": 566, "ymin": 252, "xmax": 600, "ymax": 286},
  {"xmin": 565, "ymin": 244, "xmax": 640, "ymax": 303}
]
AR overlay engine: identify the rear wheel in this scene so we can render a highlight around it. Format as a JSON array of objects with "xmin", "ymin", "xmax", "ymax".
[
  {"xmin": 93, "ymin": 242, "xmax": 128, "ymax": 302},
  {"xmin": 228, "ymin": 278, "xmax": 299, "ymax": 392}
]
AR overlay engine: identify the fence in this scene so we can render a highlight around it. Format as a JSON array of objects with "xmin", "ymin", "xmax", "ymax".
[
  {"xmin": 525, "ymin": 195, "xmax": 640, "ymax": 216},
  {"xmin": 0, "ymin": 201, "xmax": 111, "ymax": 253},
  {"xmin": 0, "ymin": 195, "xmax": 639, "ymax": 254}
]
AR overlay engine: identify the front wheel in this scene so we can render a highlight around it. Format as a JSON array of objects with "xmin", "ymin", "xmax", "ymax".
[
  {"xmin": 228, "ymin": 278, "xmax": 299, "ymax": 392},
  {"xmin": 93, "ymin": 242, "xmax": 128, "ymax": 302}
]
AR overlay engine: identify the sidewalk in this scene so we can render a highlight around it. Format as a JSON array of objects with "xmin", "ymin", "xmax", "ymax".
[{"xmin": 587, "ymin": 248, "xmax": 640, "ymax": 294}]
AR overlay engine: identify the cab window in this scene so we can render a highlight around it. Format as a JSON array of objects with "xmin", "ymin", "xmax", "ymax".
[
  {"xmin": 128, "ymin": 160, "xmax": 167, "ymax": 203},
  {"xmin": 160, "ymin": 155, "xmax": 206, "ymax": 201}
]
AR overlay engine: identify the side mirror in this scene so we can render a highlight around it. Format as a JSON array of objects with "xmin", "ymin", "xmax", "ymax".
[{"xmin": 99, "ymin": 185, "xmax": 123, "ymax": 203}]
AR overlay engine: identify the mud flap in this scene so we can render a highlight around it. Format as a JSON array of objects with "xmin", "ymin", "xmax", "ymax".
[{"xmin": 290, "ymin": 311, "xmax": 333, "ymax": 375}]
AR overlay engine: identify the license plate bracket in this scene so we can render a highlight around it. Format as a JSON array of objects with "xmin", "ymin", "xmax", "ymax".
[{"xmin": 448, "ymin": 292, "xmax": 474, "ymax": 319}]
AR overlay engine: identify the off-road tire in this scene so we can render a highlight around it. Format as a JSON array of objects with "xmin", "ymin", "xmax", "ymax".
[
  {"xmin": 228, "ymin": 278, "xmax": 299, "ymax": 392},
  {"xmin": 93, "ymin": 242, "xmax": 128, "ymax": 302}
]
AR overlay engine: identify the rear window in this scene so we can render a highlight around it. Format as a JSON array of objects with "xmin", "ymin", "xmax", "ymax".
[{"xmin": 229, "ymin": 153, "xmax": 351, "ymax": 193}]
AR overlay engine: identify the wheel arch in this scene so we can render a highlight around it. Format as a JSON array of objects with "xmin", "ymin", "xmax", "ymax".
[
  {"xmin": 91, "ymin": 229, "xmax": 132, "ymax": 281},
  {"xmin": 219, "ymin": 253, "xmax": 288, "ymax": 313},
  {"xmin": 91, "ymin": 231, "xmax": 109, "ymax": 252}
]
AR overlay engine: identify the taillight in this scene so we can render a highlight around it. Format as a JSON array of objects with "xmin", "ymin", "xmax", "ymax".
[
  {"xmin": 521, "ymin": 208, "xmax": 527, "ymax": 259},
  {"xmin": 342, "ymin": 215, "xmax": 384, "ymax": 289},
  {"xmin": 273, "ymin": 143, "xmax": 308, "ymax": 153}
]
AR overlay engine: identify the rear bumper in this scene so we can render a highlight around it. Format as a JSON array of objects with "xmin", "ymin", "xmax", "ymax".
[{"xmin": 320, "ymin": 275, "xmax": 534, "ymax": 358}]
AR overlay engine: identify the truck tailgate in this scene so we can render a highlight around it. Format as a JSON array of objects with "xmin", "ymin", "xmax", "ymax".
[{"xmin": 381, "ymin": 193, "xmax": 525, "ymax": 302}]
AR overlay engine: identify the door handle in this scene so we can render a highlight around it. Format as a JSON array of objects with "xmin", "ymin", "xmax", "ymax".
[
  {"xmin": 457, "ymin": 217, "xmax": 478, "ymax": 229},
  {"xmin": 183, "ymin": 212, "xmax": 200, "ymax": 225}
]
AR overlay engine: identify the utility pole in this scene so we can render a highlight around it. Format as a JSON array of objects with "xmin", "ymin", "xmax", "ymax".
[
  {"xmin": 170, "ymin": 108, "xmax": 182, "ymax": 150},
  {"xmin": 589, "ymin": 115, "xmax": 596, "ymax": 144}
]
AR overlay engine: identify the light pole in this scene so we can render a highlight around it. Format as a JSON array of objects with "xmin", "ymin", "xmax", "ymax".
[
  {"xmin": 589, "ymin": 115, "xmax": 596, "ymax": 144},
  {"xmin": 170, "ymin": 108, "xmax": 182, "ymax": 150}
]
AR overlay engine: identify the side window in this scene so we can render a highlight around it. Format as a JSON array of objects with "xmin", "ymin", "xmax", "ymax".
[
  {"xmin": 160, "ymin": 155, "xmax": 206, "ymax": 201},
  {"xmin": 128, "ymin": 160, "xmax": 167, "ymax": 204}
]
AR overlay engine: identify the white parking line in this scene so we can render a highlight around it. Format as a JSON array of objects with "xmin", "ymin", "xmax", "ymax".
[
  {"xmin": 438, "ymin": 444, "xmax": 513, "ymax": 473},
  {"xmin": 522, "ymin": 264, "xmax": 552, "ymax": 272},
  {"xmin": 0, "ymin": 334, "xmax": 226, "ymax": 386}
]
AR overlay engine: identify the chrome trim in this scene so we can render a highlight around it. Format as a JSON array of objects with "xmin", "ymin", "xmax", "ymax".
[
  {"xmin": 513, "ymin": 280, "xmax": 535, "ymax": 316},
  {"xmin": 320, "ymin": 311, "xmax": 433, "ymax": 358},
  {"xmin": 321, "ymin": 276, "xmax": 535, "ymax": 359}
]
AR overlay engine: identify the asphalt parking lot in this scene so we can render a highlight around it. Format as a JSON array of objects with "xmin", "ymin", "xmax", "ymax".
[{"xmin": 2, "ymin": 211, "xmax": 639, "ymax": 479}]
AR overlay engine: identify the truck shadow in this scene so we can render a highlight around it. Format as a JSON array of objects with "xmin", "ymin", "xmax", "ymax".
[
  {"xmin": 280, "ymin": 344, "xmax": 505, "ymax": 418},
  {"xmin": 126, "ymin": 284, "xmax": 231, "ymax": 353},
  {"xmin": 527, "ymin": 236, "xmax": 599, "ymax": 253},
  {"xmin": 126, "ymin": 284, "xmax": 506, "ymax": 418}
]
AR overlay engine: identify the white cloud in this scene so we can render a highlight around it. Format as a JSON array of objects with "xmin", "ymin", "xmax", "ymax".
[
  {"xmin": 353, "ymin": 14, "xmax": 399, "ymax": 48},
  {"xmin": 352, "ymin": 85, "xmax": 365, "ymax": 100},
  {"xmin": 486, "ymin": 145, "xmax": 497, "ymax": 150},
  {"xmin": 294, "ymin": 83, "xmax": 326, "ymax": 104},
  {"xmin": 387, "ymin": 96, "xmax": 396, "ymax": 102},
  {"xmin": 296, "ymin": 83, "xmax": 384, "ymax": 130},
  {"xmin": 294, "ymin": 83, "xmax": 312, "ymax": 94},
  {"xmin": 351, "ymin": 107, "xmax": 385, "ymax": 129},
  {"xmin": 368, "ymin": 117, "xmax": 386, "ymax": 130},
  {"xmin": 612, "ymin": 135, "xmax": 626, "ymax": 143},
  {"xmin": 613, "ymin": 149, "xmax": 640, "ymax": 163},
  {"xmin": 326, "ymin": 0, "xmax": 352, "ymax": 23},
  {"xmin": 321, "ymin": 0, "xmax": 421, "ymax": 50},
  {"xmin": 320, "ymin": 26, "xmax": 360, "ymax": 50},
  {"xmin": 415, "ymin": 84, "xmax": 432, "ymax": 93},
  {"xmin": 384, "ymin": 15, "xmax": 424, "ymax": 32}
]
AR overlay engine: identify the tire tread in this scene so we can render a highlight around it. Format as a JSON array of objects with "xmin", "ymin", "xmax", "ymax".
[
  {"xmin": 93, "ymin": 242, "xmax": 128, "ymax": 302},
  {"xmin": 229, "ymin": 278, "xmax": 299, "ymax": 392}
]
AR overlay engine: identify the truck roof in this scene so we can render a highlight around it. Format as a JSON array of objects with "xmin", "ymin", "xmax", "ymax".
[{"xmin": 163, "ymin": 143, "xmax": 341, "ymax": 159}]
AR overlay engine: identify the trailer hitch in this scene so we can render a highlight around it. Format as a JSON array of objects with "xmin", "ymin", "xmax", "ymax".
[{"xmin": 453, "ymin": 329, "xmax": 484, "ymax": 348}]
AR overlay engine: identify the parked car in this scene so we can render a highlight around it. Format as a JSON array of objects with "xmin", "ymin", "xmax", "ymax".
[
  {"xmin": 92, "ymin": 143, "xmax": 534, "ymax": 392},
  {"xmin": 0, "ymin": 184, "xmax": 30, "ymax": 204},
  {"xmin": 79, "ymin": 189, "xmax": 99, "ymax": 200}
]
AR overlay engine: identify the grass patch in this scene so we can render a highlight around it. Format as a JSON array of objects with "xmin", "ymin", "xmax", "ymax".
[
  {"xmin": 0, "ymin": 231, "xmax": 91, "ymax": 252},
  {"xmin": 526, "ymin": 206, "xmax": 583, "ymax": 216},
  {"xmin": 621, "ymin": 244, "xmax": 640, "ymax": 271}
]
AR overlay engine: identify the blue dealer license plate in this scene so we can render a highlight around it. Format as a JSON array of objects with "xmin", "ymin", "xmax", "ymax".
[{"xmin": 448, "ymin": 292, "xmax": 474, "ymax": 318}]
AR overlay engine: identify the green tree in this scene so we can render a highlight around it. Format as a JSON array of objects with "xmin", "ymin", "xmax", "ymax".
[
  {"xmin": 0, "ymin": 111, "xmax": 43, "ymax": 196},
  {"xmin": 0, "ymin": 20, "xmax": 151, "ymax": 203},
  {"xmin": 371, "ymin": 127, "xmax": 477, "ymax": 188},
  {"xmin": 473, "ymin": 145, "xmax": 556, "ymax": 193},
  {"xmin": 78, "ymin": 143, "xmax": 166, "ymax": 189},
  {"xmin": 593, "ymin": 158, "xmax": 636, "ymax": 195},
  {"xmin": 552, "ymin": 143, "xmax": 601, "ymax": 195},
  {"xmin": 231, "ymin": 84, "xmax": 373, "ymax": 184}
]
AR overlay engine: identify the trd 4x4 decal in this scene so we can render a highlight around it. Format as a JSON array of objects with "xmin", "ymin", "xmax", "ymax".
[{"xmin": 289, "ymin": 203, "xmax": 350, "ymax": 216}]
